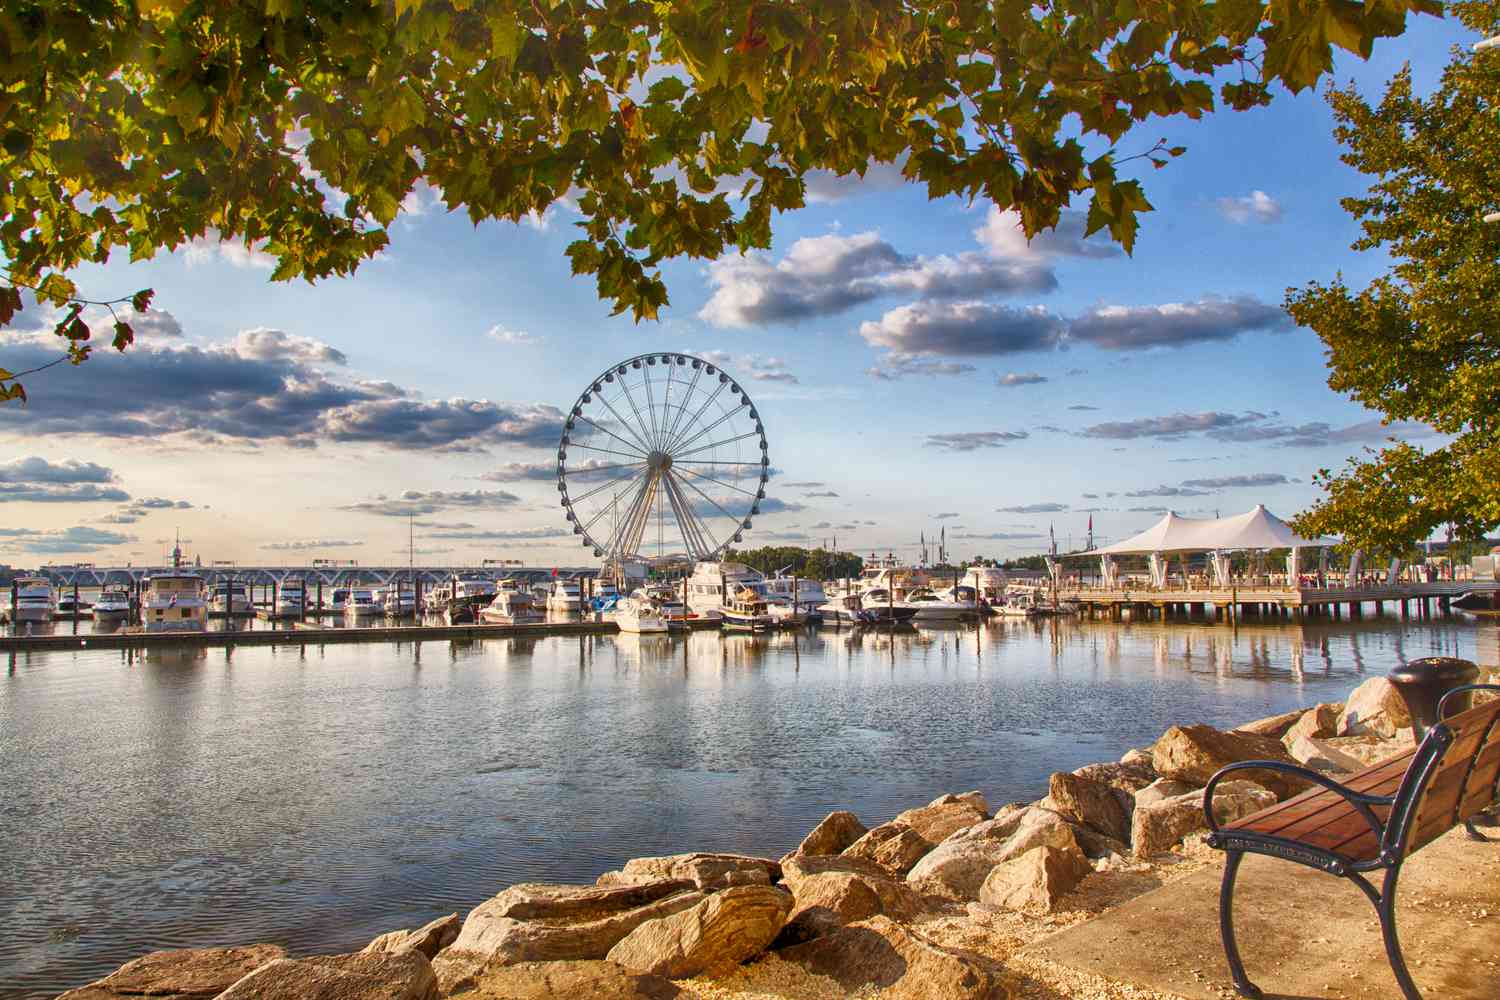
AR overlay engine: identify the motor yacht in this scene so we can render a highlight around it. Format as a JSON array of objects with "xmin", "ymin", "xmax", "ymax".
[
  {"xmin": 328, "ymin": 587, "xmax": 350, "ymax": 614},
  {"xmin": 858, "ymin": 586, "xmax": 920, "ymax": 623},
  {"xmin": 997, "ymin": 587, "xmax": 1043, "ymax": 617},
  {"xmin": 684, "ymin": 560, "xmax": 763, "ymax": 620},
  {"xmin": 142, "ymin": 573, "xmax": 208, "ymax": 632},
  {"xmin": 209, "ymin": 580, "xmax": 252, "ymax": 616},
  {"xmin": 9, "ymin": 576, "xmax": 56, "ymax": 624},
  {"xmin": 632, "ymin": 585, "xmax": 696, "ymax": 629},
  {"xmin": 817, "ymin": 592, "xmax": 873, "ymax": 626},
  {"xmin": 961, "ymin": 566, "xmax": 1009, "ymax": 606},
  {"xmin": 721, "ymin": 588, "xmax": 775, "ymax": 632},
  {"xmin": 444, "ymin": 593, "xmax": 492, "ymax": 625},
  {"xmin": 274, "ymin": 578, "xmax": 308, "ymax": 617},
  {"xmin": 90, "ymin": 585, "xmax": 132, "ymax": 622},
  {"xmin": 763, "ymin": 576, "xmax": 826, "ymax": 620},
  {"xmin": 611, "ymin": 596, "xmax": 669, "ymax": 634},
  {"xmin": 377, "ymin": 582, "xmax": 417, "ymax": 618},
  {"xmin": 544, "ymin": 579, "xmax": 582, "ymax": 612},
  {"xmin": 344, "ymin": 588, "xmax": 380, "ymax": 619},
  {"xmin": 903, "ymin": 586, "xmax": 978, "ymax": 621},
  {"xmin": 480, "ymin": 589, "xmax": 543, "ymax": 624}
]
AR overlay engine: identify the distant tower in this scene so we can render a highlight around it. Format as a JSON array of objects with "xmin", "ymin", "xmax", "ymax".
[{"xmin": 171, "ymin": 529, "xmax": 183, "ymax": 570}]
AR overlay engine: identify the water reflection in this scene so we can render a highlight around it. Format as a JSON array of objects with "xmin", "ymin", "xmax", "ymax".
[{"xmin": 0, "ymin": 614, "xmax": 1492, "ymax": 999}]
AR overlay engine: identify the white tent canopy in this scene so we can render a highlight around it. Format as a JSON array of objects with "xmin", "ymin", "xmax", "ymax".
[{"xmin": 1084, "ymin": 505, "xmax": 1337, "ymax": 556}]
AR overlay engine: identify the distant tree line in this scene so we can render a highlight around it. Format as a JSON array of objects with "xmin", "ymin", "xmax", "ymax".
[{"xmin": 725, "ymin": 546, "xmax": 864, "ymax": 580}]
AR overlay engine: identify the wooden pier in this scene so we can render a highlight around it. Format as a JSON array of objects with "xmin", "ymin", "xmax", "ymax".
[{"xmin": 1058, "ymin": 580, "xmax": 1500, "ymax": 621}]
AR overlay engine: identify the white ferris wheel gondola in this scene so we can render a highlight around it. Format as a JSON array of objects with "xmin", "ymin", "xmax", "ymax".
[{"xmin": 556, "ymin": 352, "xmax": 770, "ymax": 562}]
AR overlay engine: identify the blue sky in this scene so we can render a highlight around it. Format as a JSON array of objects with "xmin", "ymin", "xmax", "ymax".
[{"xmin": 0, "ymin": 15, "xmax": 1477, "ymax": 567}]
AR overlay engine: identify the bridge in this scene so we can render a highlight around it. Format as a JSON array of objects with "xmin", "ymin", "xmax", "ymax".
[
  {"xmin": 1057, "ymin": 580, "xmax": 1500, "ymax": 620},
  {"xmin": 28, "ymin": 564, "xmax": 600, "ymax": 588}
]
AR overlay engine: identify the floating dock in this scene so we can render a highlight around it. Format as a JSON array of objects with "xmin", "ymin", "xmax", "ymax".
[{"xmin": 1059, "ymin": 581, "xmax": 1500, "ymax": 621}]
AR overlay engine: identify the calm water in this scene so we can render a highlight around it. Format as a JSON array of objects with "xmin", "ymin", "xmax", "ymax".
[{"xmin": 1, "ymin": 615, "xmax": 1493, "ymax": 998}]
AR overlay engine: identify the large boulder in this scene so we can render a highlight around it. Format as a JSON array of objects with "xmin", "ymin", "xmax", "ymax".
[
  {"xmin": 1152, "ymin": 724, "xmax": 1312, "ymax": 799},
  {"xmin": 1131, "ymin": 781, "xmax": 1277, "ymax": 858},
  {"xmin": 1338, "ymin": 678, "xmax": 1413, "ymax": 739},
  {"xmin": 454, "ymin": 960, "xmax": 682, "ymax": 999},
  {"xmin": 1047, "ymin": 771, "xmax": 1129, "ymax": 843},
  {"xmin": 1322, "ymin": 732, "xmax": 1415, "ymax": 767},
  {"xmin": 57, "ymin": 946, "xmax": 286, "ymax": 1000},
  {"xmin": 978, "ymin": 844, "xmax": 1092, "ymax": 914},
  {"xmin": 1234, "ymin": 708, "xmax": 1307, "ymax": 739},
  {"xmin": 439, "ymin": 881, "xmax": 704, "ymax": 972},
  {"xmin": 777, "ymin": 854, "xmax": 924, "ymax": 943},
  {"xmin": 790, "ymin": 811, "xmax": 867, "ymax": 858},
  {"xmin": 1134, "ymin": 777, "xmax": 1197, "ymax": 810},
  {"xmin": 907, "ymin": 807, "xmax": 1081, "ymax": 900},
  {"xmin": 778, "ymin": 915, "xmax": 1004, "ymax": 1000},
  {"xmin": 216, "ymin": 951, "xmax": 437, "ymax": 1000},
  {"xmin": 596, "ymin": 853, "xmax": 780, "ymax": 890},
  {"xmin": 1286, "ymin": 734, "xmax": 1368, "ymax": 774},
  {"xmin": 891, "ymin": 793, "xmax": 989, "ymax": 844},
  {"xmin": 605, "ymin": 885, "xmax": 792, "ymax": 978},
  {"xmin": 841, "ymin": 822, "xmax": 932, "ymax": 876},
  {"xmin": 1282, "ymin": 703, "xmax": 1344, "ymax": 745},
  {"xmin": 363, "ymin": 913, "xmax": 461, "ymax": 959}
]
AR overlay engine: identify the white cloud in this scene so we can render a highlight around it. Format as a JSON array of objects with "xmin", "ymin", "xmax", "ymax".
[
  {"xmin": 1217, "ymin": 190, "xmax": 1283, "ymax": 225},
  {"xmin": 973, "ymin": 205, "xmax": 1122, "ymax": 260},
  {"xmin": 998, "ymin": 372, "xmax": 1048, "ymax": 387},
  {"xmin": 185, "ymin": 233, "xmax": 277, "ymax": 269},
  {"xmin": 486, "ymin": 326, "xmax": 541, "ymax": 346},
  {"xmin": 859, "ymin": 301, "xmax": 1065, "ymax": 357},
  {"xmin": 233, "ymin": 328, "xmax": 348, "ymax": 366}
]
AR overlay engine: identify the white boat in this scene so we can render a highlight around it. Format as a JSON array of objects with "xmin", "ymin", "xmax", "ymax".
[
  {"xmin": 142, "ymin": 573, "xmax": 208, "ymax": 632},
  {"xmin": 344, "ymin": 588, "xmax": 380, "ymax": 618},
  {"xmin": 480, "ymin": 588, "xmax": 543, "ymax": 624},
  {"xmin": 817, "ymin": 593, "xmax": 872, "ymax": 626},
  {"xmin": 962, "ymin": 566, "xmax": 1009, "ymax": 605},
  {"xmin": 721, "ymin": 589, "xmax": 774, "ymax": 632},
  {"xmin": 11, "ymin": 576, "xmax": 56, "ymax": 623},
  {"xmin": 328, "ymin": 587, "xmax": 350, "ymax": 614},
  {"xmin": 903, "ymin": 586, "xmax": 978, "ymax": 621},
  {"xmin": 631, "ymin": 585, "xmax": 697, "ymax": 629},
  {"xmin": 763, "ymin": 576, "xmax": 827, "ymax": 620},
  {"xmin": 425, "ymin": 577, "xmax": 495, "ymax": 612},
  {"xmin": 545, "ymin": 579, "xmax": 582, "ymax": 612},
  {"xmin": 611, "ymin": 596, "xmax": 669, "ymax": 634},
  {"xmin": 55, "ymin": 590, "xmax": 92, "ymax": 617},
  {"xmin": 423, "ymin": 582, "xmax": 453, "ymax": 613},
  {"xmin": 275, "ymin": 578, "xmax": 308, "ymax": 617},
  {"xmin": 376, "ymin": 582, "xmax": 417, "ymax": 618},
  {"xmin": 209, "ymin": 580, "xmax": 252, "ymax": 616},
  {"xmin": 684, "ymin": 560, "xmax": 763, "ymax": 620},
  {"xmin": 91, "ymin": 585, "xmax": 132, "ymax": 621},
  {"xmin": 997, "ymin": 587, "xmax": 1044, "ymax": 617},
  {"xmin": 857, "ymin": 586, "xmax": 920, "ymax": 624}
]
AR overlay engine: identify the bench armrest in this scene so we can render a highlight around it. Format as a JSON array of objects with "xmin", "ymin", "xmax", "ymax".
[
  {"xmin": 1437, "ymin": 683, "xmax": 1500, "ymax": 718},
  {"xmin": 1202, "ymin": 760, "xmax": 1394, "ymax": 839}
]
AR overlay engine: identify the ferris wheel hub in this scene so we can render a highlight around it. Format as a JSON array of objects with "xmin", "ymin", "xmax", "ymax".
[{"xmin": 647, "ymin": 450, "xmax": 673, "ymax": 473}]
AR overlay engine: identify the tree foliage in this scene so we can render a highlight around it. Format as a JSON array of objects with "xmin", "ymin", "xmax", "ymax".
[
  {"xmin": 1287, "ymin": 0, "xmax": 1500, "ymax": 553},
  {"xmin": 1, "ymin": 0, "xmax": 1437, "ymax": 399},
  {"xmin": 726, "ymin": 545, "xmax": 863, "ymax": 580}
]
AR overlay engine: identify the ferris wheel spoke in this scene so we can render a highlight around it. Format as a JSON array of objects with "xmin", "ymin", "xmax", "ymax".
[
  {"xmin": 572, "ymin": 413, "xmax": 648, "ymax": 459},
  {"xmin": 613, "ymin": 473, "xmax": 660, "ymax": 557},
  {"xmin": 568, "ymin": 441, "xmax": 650, "ymax": 462},
  {"xmin": 664, "ymin": 470, "xmax": 718, "ymax": 558},
  {"xmin": 668, "ymin": 467, "xmax": 745, "ymax": 533},
  {"xmin": 565, "ymin": 459, "xmax": 652, "ymax": 478},
  {"xmin": 614, "ymin": 372, "xmax": 659, "ymax": 453},
  {"xmin": 641, "ymin": 362, "xmax": 662, "ymax": 452},
  {"xmin": 661, "ymin": 362, "xmax": 704, "ymax": 448},
  {"xmin": 663, "ymin": 379, "xmax": 727, "ymax": 454},
  {"xmin": 674, "ymin": 459, "xmax": 766, "ymax": 467},
  {"xmin": 595, "ymin": 392, "xmax": 656, "ymax": 456},
  {"xmin": 673, "ymin": 429, "xmax": 762, "ymax": 461},
  {"xmin": 582, "ymin": 471, "xmax": 646, "ymax": 536},
  {"xmin": 656, "ymin": 360, "xmax": 680, "ymax": 449},
  {"xmin": 673, "ymin": 464, "xmax": 759, "ymax": 498},
  {"xmin": 670, "ymin": 404, "xmax": 746, "ymax": 457},
  {"xmin": 569, "ymin": 464, "xmax": 648, "ymax": 507}
]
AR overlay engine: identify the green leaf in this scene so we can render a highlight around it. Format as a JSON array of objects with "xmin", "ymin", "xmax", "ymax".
[{"xmin": 112, "ymin": 321, "xmax": 134, "ymax": 351}]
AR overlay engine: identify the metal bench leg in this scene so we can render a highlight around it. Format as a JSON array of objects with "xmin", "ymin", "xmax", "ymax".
[
  {"xmin": 1219, "ymin": 851, "xmax": 1264, "ymax": 999},
  {"xmin": 1463, "ymin": 818, "xmax": 1492, "ymax": 842},
  {"xmin": 1350, "ymin": 868, "xmax": 1423, "ymax": 1000}
]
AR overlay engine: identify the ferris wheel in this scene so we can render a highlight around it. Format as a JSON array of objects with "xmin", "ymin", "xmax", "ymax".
[{"xmin": 557, "ymin": 352, "xmax": 770, "ymax": 562}]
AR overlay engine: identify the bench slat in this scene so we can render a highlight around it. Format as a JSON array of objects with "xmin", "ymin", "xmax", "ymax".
[{"xmin": 1229, "ymin": 752, "xmax": 1411, "ymax": 839}]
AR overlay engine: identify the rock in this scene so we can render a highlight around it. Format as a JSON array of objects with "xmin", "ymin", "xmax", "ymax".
[
  {"xmin": 907, "ymin": 807, "xmax": 1081, "ymax": 900},
  {"xmin": 1322, "ymin": 732, "xmax": 1415, "ymax": 767},
  {"xmin": 1338, "ymin": 678, "xmax": 1414, "ymax": 738},
  {"xmin": 978, "ymin": 844, "xmax": 1092, "ymax": 914},
  {"xmin": 1234, "ymin": 708, "xmax": 1307, "ymax": 738},
  {"xmin": 458, "ymin": 960, "xmax": 683, "ymax": 999},
  {"xmin": 1285, "ymin": 734, "xmax": 1368, "ymax": 774},
  {"xmin": 1152, "ymin": 724, "xmax": 1313, "ymax": 799},
  {"xmin": 954, "ymin": 790, "xmax": 991, "ymax": 814},
  {"xmin": 596, "ymin": 853, "xmax": 780, "ymax": 890},
  {"xmin": 1134, "ymin": 777, "xmax": 1197, "ymax": 810},
  {"xmin": 790, "ymin": 810, "xmax": 867, "ymax": 858},
  {"xmin": 1072, "ymin": 759, "xmax": 1158, "ymax": 795},
  {"xmin": 891, "ymin": 793, "xmax": 989, "ymax": 844},
  {"xmin": 1048, "ymin": 771, "xmax": 1130, "ymax": 843},
  {"xmin": 776, "ymin": 854, "xmax": 924, "ymax": 944},
  {"xmin": 1282, "ymin": 703, "xmax": 1344, "ymax": 745},
  {"xmin": 57, "ymin": 945, "xmax": 287, "ymax": 1000},
  {"xmin": 363, "ymin": 913, "xmax": 460, "ymax": 959},
  {"xmin": 442, "ymin": 883, "xmax": 705, "ymax": 970},
  {"xmin": 841, "ymin": 822, "xmax": 931, "ymax": 876},
  {"xmin": 1131, "ymin": 780, "xmax": 1277, "ymax": 858},
  {"xmin": 1119, "ymin": 747, "xmax": 1154, "ymax": 767},
  {"xmin": 606, "ymin": 885, "xmax": 793, "ymax": 978},
  {"xmin": 217, "ymin": 951, "xmax": 437, "ymax": 1000},
  {"xmin": 779, "ymin": 915, "xmax": 1003, "ymax": 1000}
]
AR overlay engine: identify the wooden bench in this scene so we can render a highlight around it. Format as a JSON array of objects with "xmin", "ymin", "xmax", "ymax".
[{"xmin": 1203, "ymin": 684, "xmax": 1500, "ymax": 1000}]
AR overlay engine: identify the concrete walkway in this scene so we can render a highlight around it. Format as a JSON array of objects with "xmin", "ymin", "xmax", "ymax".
[{"xmin": 1019, "ymin": 827, "xmax": 1500, "ymax": 999}]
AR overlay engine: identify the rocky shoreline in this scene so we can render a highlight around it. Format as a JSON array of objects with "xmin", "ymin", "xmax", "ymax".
[{"xmin": 57, "ymin": 670, "xmax": 1495, "ymax": 1000}]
